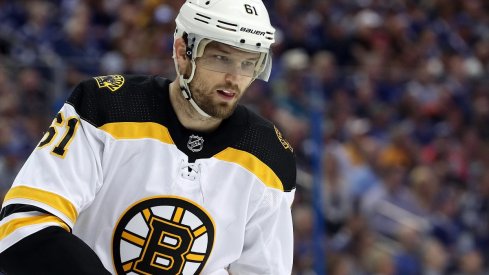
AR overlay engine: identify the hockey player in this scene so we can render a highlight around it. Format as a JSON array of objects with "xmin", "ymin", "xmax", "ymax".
[{"xmin": 0, "ymin": 0, "xmax": 296, "ymax": 274}]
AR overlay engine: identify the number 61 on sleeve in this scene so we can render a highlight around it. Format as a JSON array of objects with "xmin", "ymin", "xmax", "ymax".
[{"xmin": 37, "ymin": 112, "xmax": 80, "ymax": 159}]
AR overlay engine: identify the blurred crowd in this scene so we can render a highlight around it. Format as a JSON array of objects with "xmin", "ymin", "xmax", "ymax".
[{"xmin": 1, "ymin": 0, "xmax": 489, "ymax": 274}]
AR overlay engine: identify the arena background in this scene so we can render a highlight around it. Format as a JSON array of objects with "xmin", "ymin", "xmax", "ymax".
[{"xmin": 1, "ymin": 0, "xmax": 489, "ymax": 274}]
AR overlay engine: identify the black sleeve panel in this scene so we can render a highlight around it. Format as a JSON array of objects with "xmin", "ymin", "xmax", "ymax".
[
  {"xmin": 234, "ymin": 110, "xmax": 297, "ymax": 192},
  {"xmin": 66, "ymin": 75, "xmax": 170, "ymax": 127},
  {"xmin": 0, "ymin": 227, "xmax": 110, "ymax": 275}
]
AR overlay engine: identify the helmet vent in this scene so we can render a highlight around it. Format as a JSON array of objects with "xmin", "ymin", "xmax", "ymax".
[
  {"xmin": 217, "ymin": 25, "xmax": 237, "ymax": 32},
  {"xmin": 195, "ymin": 18, "xmax": 210, "ymax": 24},
  {"xmin": 217, "ymin": 20, "xmax": 238, "ymax": 27},
  {"xmin": 216, "ymin": 20, "xmax": 238, "ymax": 32},
  {"xmin": 196, "ymin": 13, "xmax": 211, "ymax": 19},
  {"xmin": 266, "ymin": 32, "xmax": 274, "ymax": 40},
  {"xmin": 195, "ymin": 13, "xmax": 211, "ymax": 24}
]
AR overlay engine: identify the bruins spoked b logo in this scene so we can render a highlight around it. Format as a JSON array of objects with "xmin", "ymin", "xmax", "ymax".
[{"xmin": 112, "ymin": 196, "xmax": 215, "ymax": 275}]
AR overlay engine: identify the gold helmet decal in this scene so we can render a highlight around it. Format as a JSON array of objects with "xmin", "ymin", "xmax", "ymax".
[
  {"xmin": 112, "ymin": 196, "xmax": 215, "ymax": 275},
  {"xmin": 94, "ymin": 75, "xmax": 125, "ymax": 92}
]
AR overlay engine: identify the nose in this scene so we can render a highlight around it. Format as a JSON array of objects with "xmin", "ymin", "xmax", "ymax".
[
  {"xmin": 224, "ymin": 69, "xmax": 239, "ymax": 84},
  {"xmin": 225, "ymin": 62, "xmax": 242, "ymax": 77}
]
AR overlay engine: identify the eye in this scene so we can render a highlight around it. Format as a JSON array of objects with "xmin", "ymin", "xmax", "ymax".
[
  {"xmin": 213, "ymin": 55, "xmax": 231, "ymax": 63},
  {"xmin": 241, "ymin": 61, "xmax": 256, "ymax": 70}
]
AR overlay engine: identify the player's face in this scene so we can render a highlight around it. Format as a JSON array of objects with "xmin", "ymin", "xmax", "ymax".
[{"xmin": 188, "ymin": 42, "xmax": 260, "ymax": 119}]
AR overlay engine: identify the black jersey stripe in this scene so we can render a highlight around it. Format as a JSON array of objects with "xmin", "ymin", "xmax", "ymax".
[{"xmin": 0, "ymin": 204, "xmax": 50, "ymax": 221}]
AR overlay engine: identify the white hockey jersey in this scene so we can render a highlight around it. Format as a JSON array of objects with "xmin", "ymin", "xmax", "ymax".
[{"xmin": 0, "ymin": 75, "xmax": 296, "ymax": 274}]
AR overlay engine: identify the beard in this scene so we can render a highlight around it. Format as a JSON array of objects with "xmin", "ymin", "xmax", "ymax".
[{"xmin": 188, "ymin": 71, "xmax": 243, "ymax": 119}]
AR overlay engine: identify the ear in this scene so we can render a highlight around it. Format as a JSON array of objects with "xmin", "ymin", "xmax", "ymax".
[{"xmin": 174, "ymin": 37, "xmax": 189, "ymax": 75}]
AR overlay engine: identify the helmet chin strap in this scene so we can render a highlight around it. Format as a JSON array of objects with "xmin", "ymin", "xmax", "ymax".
[{"xmin": 175, "ymin": 58, "xmax": 212, "ymax": 118}]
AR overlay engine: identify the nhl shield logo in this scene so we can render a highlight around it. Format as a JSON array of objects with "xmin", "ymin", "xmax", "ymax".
[
  {"xmin": 94, "ymin": 75, "xmax": 125, "ymax": 92},
  {"xmin": 187, "ymin": 135, "xmax": 204, "ymax": 152}
]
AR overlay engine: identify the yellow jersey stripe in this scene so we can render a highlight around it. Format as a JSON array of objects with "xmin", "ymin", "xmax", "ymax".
[
  {"xmin": 0, "ymin": 215, "xmax": 70, "ymax": 240},
  {"xmin": 214, "ymin": 148, "xmax": 284, "ymax": 191},
  {"xmin": 99, "ymin": 122, "xmax": 174, "ymax": 144},
  {"xmin": 4, "ymin": 186, "xmax": 78, "ymax": 224}
]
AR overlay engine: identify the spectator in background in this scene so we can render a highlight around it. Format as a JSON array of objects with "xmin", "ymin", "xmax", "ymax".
[
  {"xmin": 17, "ymin": 67, "xmax": 51, "ymax": 116},
  {"xmin": 393, "ymin": 224, "xmax": 423, "ymax": 275},
  {"xmin": 378, "ymin": 123, "xmax": 418, "ymax": 170},
  {"xmin": 310, "ymin": 51, "xmax": 343, "ymax": 101},
  {"xmin": 274, "ymin": 48, "xmax": 310, "ymax": 120},
  {"xmin": 10, "ymin": 0, "xmax": 57, "ymax": 66},
  {"xmin": 459, "ymin": 169, "xmax": 489, "ymax": 264},
  {"xmin": 363, "ymin": 246, "xmax": 395, "ymax": 275},
  {"xmin": 53, "ymin": 2, "xmax": 102, "ymax": 86},
  {"xmin": 0, "ymin": 145, "xmax": 22, "ymax": 202},
  {"xmin": 292, "ymin": 204, "xmax": 316, "ymax": 275},
  {"xmin": 422, "ymin": 238, "xmax": 449, "ymax": 275},
  {"xmin": 361, "ymin": 164, "xmax": 426, "ymax": 239},
  {"xmin": 326, "ymin": 253, "xmax": 355, "ymax": 275},
  {"xmin": 455, "ymin": 249, "xmax": 485, "ymax": 275},
  {"xmin": 409, "ymin": 165, "xmax": 440, "ymax": 218},
  {"xmin": 321, "ymin": 151, "xmax": 352, "ymax": 235},
  {"xmin": 0, "ymin": 66, "xmax": 23, "ymax": 201},
  {"xmin": 337, "ymin": 118, "xmax": 379, "ymax": 201}
]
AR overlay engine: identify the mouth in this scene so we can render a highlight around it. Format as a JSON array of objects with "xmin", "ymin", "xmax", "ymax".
[{"xmin": 216, "ymin": 89, "xmax": 237, "ymax": 100}]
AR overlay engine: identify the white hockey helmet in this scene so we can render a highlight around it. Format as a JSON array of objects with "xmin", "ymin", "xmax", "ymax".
[
  {"xmin": 173, "ymin": 0, "xmax": 275, "ymax": 117},
  {"xmin": 174, "ymin": 0, "xmax": 275, "ymax": 81}
]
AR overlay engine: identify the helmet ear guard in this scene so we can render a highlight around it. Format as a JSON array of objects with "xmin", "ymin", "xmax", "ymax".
[{"xmin": 173, "ymin": 33, "xmax": 211, "ymax": 117}]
